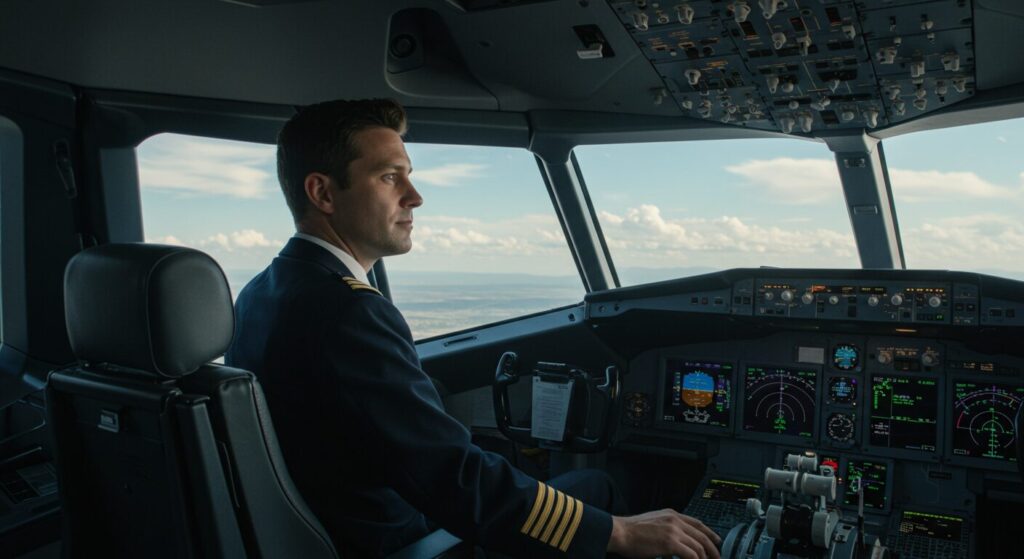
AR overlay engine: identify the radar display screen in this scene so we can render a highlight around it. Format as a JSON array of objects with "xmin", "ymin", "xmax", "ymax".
[
  {"xmin": 898, "ymin": 511, "xmax": 963, "ymax": 541},
  {"xmin": 701, "ymin": 479, "xmax": 759, "ymax": 503},
  {"xmin": 833, "ymin": 344, "xmax": 860, "ymax": 371},
  {"xmin": 743, "ymin": 365, "xmax": 817, "ymax": 438},
  {"xmin": 841, "ymin": 459, "xmax": 888, "ymax": 510},
  {"xmin": 951, "ymin": 381, "xmax": 1024, "ymax": 462},
  {"xmin": 869, "ymin": 375, "xmax": 938, "ymax": 452},
  {"xmin": 663, "ymin": 360, "xmax": 732, "ymax": 428},
  {"xmin": 828, "ymin": 376, "xmax": 858, "ymax": 404}
]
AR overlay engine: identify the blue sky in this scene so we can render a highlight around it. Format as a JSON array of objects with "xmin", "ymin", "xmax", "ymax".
[{"xmin": 138, "ymin": 116, "xmax": 1024, "ymax": 290}]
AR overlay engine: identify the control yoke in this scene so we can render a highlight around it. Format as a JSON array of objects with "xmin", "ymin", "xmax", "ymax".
[{"xmin": 492, "ymin": 351, "xmax": 619, "ymax": 453}]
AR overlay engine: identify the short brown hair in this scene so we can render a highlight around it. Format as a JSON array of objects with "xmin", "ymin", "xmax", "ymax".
[{"xmin": 276, "ymin": 99, "xmax": 407, "ymax": 221}]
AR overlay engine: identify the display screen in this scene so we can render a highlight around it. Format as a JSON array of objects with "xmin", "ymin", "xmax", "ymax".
[
  {"xmin": 828, "ymin": 376, "xmax": 858, "ymax": 404},
  {"xmin": 662, "ymin": 360, "xmax": 732, "ymax": 428},
  {"xmin": 869, "ymin": 375, "xmax": 938, "ymax": 452},
  {"xmin": 701, "ymin": 479, "xmax": 759, "ymax": 503},
  {"xmin": 951, "ymin": 381, "xmax": 1024, "ymax": 462},
  {"xmin": 832, "ymin": 344, "xmax": 860, "ymax": 371},
  {"xmin": 898, "ymin": 510, "xmax": 963, "ymax": 541},
  {"xmin": 841, "ymin": 459, "xmax": 888, "ymax": 510},
  {"xmin": 742, "ymin": 365, "xmax": 817, "ymax": 438}
]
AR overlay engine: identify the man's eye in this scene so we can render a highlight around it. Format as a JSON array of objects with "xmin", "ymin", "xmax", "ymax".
[{"xmin": 383, "ymin": 174, "xmax": 397, "ymax": 182}]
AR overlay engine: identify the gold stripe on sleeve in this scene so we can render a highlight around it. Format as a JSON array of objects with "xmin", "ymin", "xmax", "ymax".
[
  {"xmin": 529, "ymin": 485, "xmax": 557, "ymax": 539},
  {"xmin": 520, "ymin": 483, "xmax": 547, "ymax": 534},
  {"xmin": 539, "ymin": 490, "xmax": 567, "ymax": 544},
  {"xmin": 557, "ymin": 498, "xmax": 584, "ymax": 551},
  {"xmin": 548, "ymin": 496, "xmax": 576, "ymax": 547}
]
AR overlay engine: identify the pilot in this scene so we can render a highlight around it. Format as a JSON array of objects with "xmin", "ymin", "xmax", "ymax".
[{"xmin": 226, "ymin": 99, "xmax": 720, "ymax": 559}]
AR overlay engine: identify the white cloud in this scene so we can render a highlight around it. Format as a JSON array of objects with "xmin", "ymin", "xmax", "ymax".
[
  {"xmin": 597, "ymin": 204, "xmax": 858, "ymax": 268},
  {"xmin": 725, "ymin": 158, "xmax": 842, "ymax": 204},
  {"xmin": 413, "ymin": 163, "xmax": 487, "ymax": 187},
  {"xmin": 903, "ymin": 214, "xmax": 1024, "ymax": 275},
  {"xmin": 137, "ymin": 135, "xmax": 276, "ymax": 199},
  {"xmin": 148, "ymin": 235, "xmax": 185, "ymax": 246},
  {"xmin": 196, "ymin": 229, "xmax": 284, "ymax": 252},
  {"xmin": 725, "ymin": 157, "xmax": 1024, "ymax": 204}
]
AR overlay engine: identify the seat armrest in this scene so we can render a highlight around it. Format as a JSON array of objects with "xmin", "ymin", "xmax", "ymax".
[{"xmin": 387, "ymin": 529, "xmax": 464, "ymax": 559}]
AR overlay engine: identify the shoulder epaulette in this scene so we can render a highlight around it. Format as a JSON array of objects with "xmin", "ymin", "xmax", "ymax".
[{"xmin": 340, "ymin": 276, "xmax": 382, "ymax": 296}]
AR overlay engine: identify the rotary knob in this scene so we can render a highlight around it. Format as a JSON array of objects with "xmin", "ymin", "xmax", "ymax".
[
  {"xmin": 828, "ymin": 295, "xmax": 840, "ymax": 305},
  {"xmin": 891, "ymin": 293, "xmax": 904, "ymax": 306},
  {"xmin": 781, "ymin": 289, "xmax": 795, "ymax": 303},
  {"xmin": 801, "ymin": 292, "xmax": 814, "ymax": 305},
  {"xmin": 764, "ymin": 292, "xmax": 775, "ymax": 301},
  {"xmin": 877, "ymin": 351, "xmax": 893, "ymax": 365},
  {"xmin": 921, "ymin": 350, "xmax": 939, "ymax": 367},
  {"xmin": 928, "ymin": 295, "xmax": 942, "ymax": 308},
  {"xmin": 867, "ymin": 295, "xmax": 880, "ymax": 307}
]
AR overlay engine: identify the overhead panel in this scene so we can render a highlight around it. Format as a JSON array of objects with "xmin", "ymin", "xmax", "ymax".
[{"xmin": 607, "ymin": 0, "xmax": 975, "ymax": 134}]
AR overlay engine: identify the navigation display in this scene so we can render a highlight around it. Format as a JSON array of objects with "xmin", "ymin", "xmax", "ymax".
[
  {"xmin": 841, "ymin": 459, "xmax": 889, "ymax": 510},
  {"xmin": 869, "ymin": 375, "xmax": 938, "ymax": 452},
  {"xmin": 951, "ymin": 381, "xmax": 1024, "ymax": 462},
  {"xmin": 743, "ymin": 365, "xmax": 817, "ymax": 438},
  {"xmin": 898, "ymin": 511, "xmax": 963, "ymax": 541},
  {"xmin": 701, "ymin": 479, "xmax": 759, "ymax": 503},
  {"xmin": 663, "ymin": 360, "xmax": 732, "ymax": 428}
]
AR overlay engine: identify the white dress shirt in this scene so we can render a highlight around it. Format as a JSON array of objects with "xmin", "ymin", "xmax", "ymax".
[{"xmin": 293, "ymin": 232, "xmax": 371, "ymax": 285}]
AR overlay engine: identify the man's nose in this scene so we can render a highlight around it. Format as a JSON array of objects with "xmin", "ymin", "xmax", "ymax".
[{"xmin": 403, "ymin": 180, "xmax": 423, "ymax": 208}]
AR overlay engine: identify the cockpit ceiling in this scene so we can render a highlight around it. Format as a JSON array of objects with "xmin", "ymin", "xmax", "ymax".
[
  {"xmin": 611, "ymin": 0, "xmax": 977, "ymax": 133},
  {"xmin": 0, "ymin": 0, "xmax": 1022, "ymax": 134}
]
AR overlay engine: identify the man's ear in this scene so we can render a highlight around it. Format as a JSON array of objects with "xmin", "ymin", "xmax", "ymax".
[{"xmin": 304, "ymin": 172, "xmax": 335, "ymax": 215}]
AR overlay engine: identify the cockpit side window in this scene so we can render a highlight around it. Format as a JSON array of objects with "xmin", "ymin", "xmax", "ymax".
[
  {"xmin": 574, "ymin": 138, "xmax": 859, "ymax": 286},
  {"xmin": 388, "ymin": 143, "xmax": 583, "ymax": 340},
  {"xmin": 136, "ymin": 133, "xmax": 290, "ymax": 299},
  {"xmin": 882, "ymin": 116, "xmax": 1024, "ymax": 279},
  {"xmin": 136, "ymin": 135, "xmax": 583, "ymax": 340}
]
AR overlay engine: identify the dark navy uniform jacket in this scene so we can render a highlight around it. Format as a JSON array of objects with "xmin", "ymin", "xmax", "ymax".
[{"xmin": 226, "ymin": 238, "xmax": 612, "ymax": 557}]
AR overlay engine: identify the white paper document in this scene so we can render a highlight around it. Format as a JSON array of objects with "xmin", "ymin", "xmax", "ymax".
[{"xmin": 531, "ymin": 376, "xmax": 574, "ymax": 442}]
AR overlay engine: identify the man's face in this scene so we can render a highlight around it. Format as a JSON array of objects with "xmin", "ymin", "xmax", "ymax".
[{"xmin": 328, "ymin": 127, "xmax": 422, "ymax": 264}]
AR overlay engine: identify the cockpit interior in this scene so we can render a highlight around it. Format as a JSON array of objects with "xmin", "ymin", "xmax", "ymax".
[{"xmin": 2, "ymin": 1, "xmax": 1024, "ymax": 558}]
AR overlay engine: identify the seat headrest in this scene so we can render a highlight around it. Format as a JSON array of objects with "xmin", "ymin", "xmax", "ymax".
[{"xmin": 64, "ymin": 243, "xmax": 234, "ymax": 379}]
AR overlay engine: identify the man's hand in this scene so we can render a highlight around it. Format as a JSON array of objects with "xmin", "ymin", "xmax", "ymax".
[{"xmin": 606, "ymin": 509, "xmax": 721, "ymax": 559}]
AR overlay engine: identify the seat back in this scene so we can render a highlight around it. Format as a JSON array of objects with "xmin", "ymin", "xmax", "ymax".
[{"xmin": 50, "ymin": 243, "xmax": 336, "ymax": 558}]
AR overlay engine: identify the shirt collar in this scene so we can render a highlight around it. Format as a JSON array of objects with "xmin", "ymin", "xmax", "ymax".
[{"xmin": 293, "ymin": 233, "xmax": 371, "ymax": 285}]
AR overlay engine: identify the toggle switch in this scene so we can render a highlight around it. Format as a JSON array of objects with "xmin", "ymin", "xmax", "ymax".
[
  {"xmin": 788, "ymin": 100, "xmax": 799, "ymax": 110},
  {"xmin": 828, "ymin": 78, "xmax": 841, "ymax": 92},
  {"xmin": 840, "ymin": 108, "xmax": 856, "ymax": 122},
  {"xmin": 892, "ymin": 100, "xmax": 906, "ymax": 116},
  {"xmin": 733, "ymin": 1, "xmax": 751, "ymax": 23},
  {"xmin": 684, "ymin": 68, "xmax": 702, "ymax": 86},
  {"xmin": 651, "ymin": 87, "xmax": 668, "ymax": 105},
  {"xmin": 941, "ymin": 52, "xmax": 960, "ymax": 72},
  {"xmin": 952, "ymin": 76, "xmax": 967, "ymax": 93},
  {"xmin": 915, "ymin": 86, "xmax": 927, "ymax": 100},
  {"xmin": 878, "ymin": 46, "xmax": 897, "ymax": 64},
  {"xmin": 913, "ymin": 97, "xmax": 927, "ymax": 111},
  {"xmin": 759, "ymin": 0, "xmax": 781, "ymax": 20},
  {"xmin": 909, "ymin": 60, "xmax": 925, "ymax": 78},
  {"xmin": 772, "ymin": 32, "xmax": 786, "ymax": 50},
  {"xmin": 767, "ymin": 75, "xmax": 780, "ymax": 93},
  {"xmin": 796, "ymin": 34, "xmax": 812, "ymax": 56},
  {"xmin": 864, "ymin": 107, "xmax": 879, "ymax": 128},
  {"xmin": 681, "ymin": 99, "xmax": 693, "ymax": 110},
  {"xmin": 920, "ymin": 17, "xmax": 934, "ymax": 31},
  {"xmin": 677, "ymin": 3, "xmax": 695, "ymax": 25},
  {"xmin": 811, "ymin": 96, "xmax": 830, "ymax": 111},
  {"xmin": 798, "ymin": 112, "xmax": 813, "ymax": 133},
  {"xmin": 842, "ymin": 24, "xmax": 856, "ymax": 40},
  {"xmin": 779, "ymin": 116, "xmax": 796, "ymax": 134},
  {"xmin": 888, "ymin": 86, "xmax": 901, "ymax": 101},
  {"xmin": 780, "ymin": 81, "xmax": 795, "ymax": 93},
  {"xmin": 935, "ymin": 81, "xmax": 948, "ymax": 96},
  {"xmin": 632, "ymin": 11, "xmax": 649, "ymax": 31}
]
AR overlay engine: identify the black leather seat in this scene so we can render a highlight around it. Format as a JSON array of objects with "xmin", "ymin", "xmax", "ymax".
[{"xmin": 48, "ymin": 243, "xmax": 337, "ymax": 558}]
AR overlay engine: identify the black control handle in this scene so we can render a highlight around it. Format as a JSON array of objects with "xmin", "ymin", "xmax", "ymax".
[
  {"xmin": 566, "ymin": 365, "xmax": 620, "ymax": 453},
  {"xmin": 493, "ymin": 351, "xmax": 533, "ymax": 446}
]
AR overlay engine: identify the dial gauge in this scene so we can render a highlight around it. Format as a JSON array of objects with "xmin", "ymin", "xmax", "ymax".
[
  {"xmin": 827, "ymin": 413, "xmax": 856, "ymax": 443},
  {"xmin": 625, "ymin": 392, "xmax": 650, "ymax": 421},
  {"xmin": 833, "ymin": 344, "xmax": 860, "ymax": 371},
  {"xmin": 829, "ymin": 376, "xmax": 858, "ymax": 404}
]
